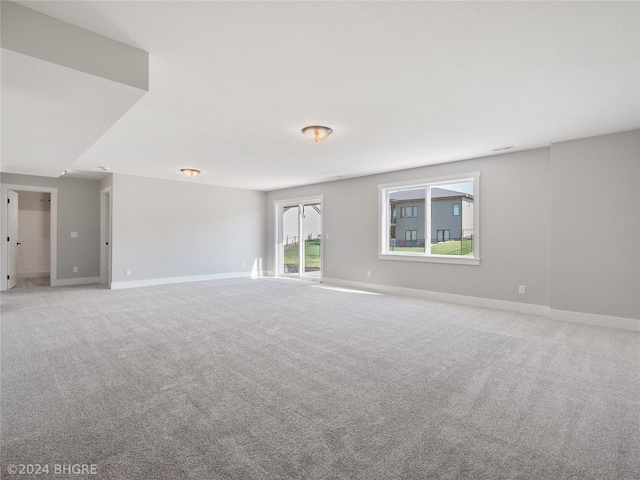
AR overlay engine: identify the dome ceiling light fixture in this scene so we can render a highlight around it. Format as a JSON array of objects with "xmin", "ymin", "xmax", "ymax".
[
  {"xmin": 180, "ymin": 168, "xmax": 201, "ymax": 178},
  {"xmin": 302, "ymin": 126, "xmax": 332, "ymax": 143}
]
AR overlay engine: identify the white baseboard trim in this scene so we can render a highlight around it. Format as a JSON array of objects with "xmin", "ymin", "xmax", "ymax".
[
  {"xmin": 549, "ymin": 309, "xmax": 640, "ymax": 332},
  {"xmin": 322, "ymin": 277, "xmax": 550, "ymax": 316},
  {"xmin": 17, "ymin": 271, "xmax": 50, "ymax": 279},
  {"xmin": 110, "ymin": 272, "xmax": 251, "ymax": 290},
  {"xmin": 53, "ymin": 276, "xmax": 100, "ymax": 287},
  {"xmin": 322, "ymin": 277, "xmax": 639, "ymax": 331}
]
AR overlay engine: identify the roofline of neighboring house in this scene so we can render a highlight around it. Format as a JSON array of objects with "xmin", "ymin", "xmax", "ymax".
[
  {"xmin": 390, "ymin": 193, "xmax": 474, "ymax": 203},
  {"xmin": 389, "ymin": 187, "xmax": 473, "ymax": 202},
  {"xmin": 433, "ymin": 193, "xmax": 473, "ymax": 200}
]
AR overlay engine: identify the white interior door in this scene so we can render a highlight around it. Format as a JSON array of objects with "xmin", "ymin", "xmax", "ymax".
[{"xmin": 7, "ymin": 190, "xmax": 19, "ymax": 289}]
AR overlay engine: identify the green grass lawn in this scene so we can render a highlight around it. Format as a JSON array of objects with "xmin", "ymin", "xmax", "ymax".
[
  {"xmin": 431, "ymin": 238, "xmax": 473, "ymax": 255},
  {"xmin": 391, "ymin": 239, "xmax": 473, "ymax": 256},
  {"xmin": 284, "ymin": 238, "xmax": 472, "ymax": 266},
  {"xmin": 284, "ymin": 239, "xmax": 321, "ymax": 267}
]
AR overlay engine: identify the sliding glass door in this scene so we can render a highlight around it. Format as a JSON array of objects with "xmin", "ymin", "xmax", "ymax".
[
  {"xmin": 278, "ymin": 198, "xmax": 322, "ymax": 279},
  {"xmin": 282, "ymin": 205, "xmax": 300, "ymax": 274}
]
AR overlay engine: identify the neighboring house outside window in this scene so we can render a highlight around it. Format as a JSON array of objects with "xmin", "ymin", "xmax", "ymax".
[
  {"xmin": 401, "ymin": 206, "xmax": 418, "ymax": 218},
  {"xmin": 392, "ymin": 199, "xmax": 424, "ymax": 247},
  {"xmin": 430, "ymin": 189, "xmax": 473, "ymax": 243},
  {"xmin": 405, "ymin": 230, "xmax": 417, "ymax": 241},
  {"xmin": 390, "ymin": 188, "xmax": 473, "ymax": 247},
  {"xmin": 437, "ymin": 229, "xmax": 450, "ymax": 242},
  {"xmin": 380, "ymin": 173, "xmax": 479, "ymax": 264}
]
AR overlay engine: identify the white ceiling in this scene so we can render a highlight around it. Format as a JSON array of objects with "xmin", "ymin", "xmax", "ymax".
[{"xmin": 2, "ymin": 1, "xmax": 639, "ymax": 191}]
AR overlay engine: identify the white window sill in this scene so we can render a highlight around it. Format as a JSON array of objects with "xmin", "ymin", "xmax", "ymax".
[{"xmin": 378, "ymin": 253, "xmax": 480, "ymax": 266}]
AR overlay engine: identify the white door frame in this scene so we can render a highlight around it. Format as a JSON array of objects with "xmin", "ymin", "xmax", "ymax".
[
  {"xmin": 1, "ymin": 184, "xmax": 58, "ymax": 291},
  {"xmin": 100, "ymin": 187, "xmax": 112, "ymax": 287},
  {"xmin": 274, "ymin": 195, "xmax": 323, "ymax": 280},
  {"xmin": 7, "ymin": 190, "xmax": 18, "ymax": 289}
]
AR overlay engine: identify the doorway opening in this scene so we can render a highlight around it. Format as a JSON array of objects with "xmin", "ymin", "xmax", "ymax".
[
  {"xmin": 15, "ymin": 191, "xmax": 51, "ymax": 288},
  {"xmin": 276, "ymin": 197, "xmax": 323, "ymax": 280},
  {"xmin": 1, "ymin": 184, "xmax": 58, "ymax": 291}
]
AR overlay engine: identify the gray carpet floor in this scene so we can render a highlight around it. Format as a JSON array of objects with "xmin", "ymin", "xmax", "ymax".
[{"xmin": 1, "ymin": 278, "xmax": 639, "ymax": 479}]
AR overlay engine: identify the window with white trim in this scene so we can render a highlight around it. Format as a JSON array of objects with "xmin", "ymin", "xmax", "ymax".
[{"xmin": 379, "ymin": 173, "xmax": 479, "ymax": 265}]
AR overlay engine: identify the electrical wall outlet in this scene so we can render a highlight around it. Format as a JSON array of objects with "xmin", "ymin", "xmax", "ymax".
[
  {"xmin": 73, "ymin": 266, "xmax": 78, "ymax": 273},
  {"xmin": 518, "ymin": 285, "xmax": 526, "ymax": 295},
  {"xmin": 367, "ymin": 270, "xmax": 371, "ymax": 278},
  {"xmin": 126, "ymin": 269, "xmax": 132, "ymax": 276}
]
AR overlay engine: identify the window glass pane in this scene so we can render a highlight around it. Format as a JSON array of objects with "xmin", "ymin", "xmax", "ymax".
[
  {"xmin": 282, "ymin": 206, "xmax": 299, "ymax": 273},
  {"xmin": 430, "ymin": 181, "xmax": 473, "ymax": 256},
  {"xmin": 388, "ymin": 189, "xmax": 425, "ymax": 252},
  {"xmin": 382, "ymin": 178, "xmax": 475, "ymax": 260},
  {"xmin": 303, "ymin": 203, "xmax": 321, "ymax": 276}
]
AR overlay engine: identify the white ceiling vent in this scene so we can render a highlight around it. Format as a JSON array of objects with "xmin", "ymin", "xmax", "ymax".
[{"xmin": 491, "ymin": 145, "xmax": 516, "ymax": 153}]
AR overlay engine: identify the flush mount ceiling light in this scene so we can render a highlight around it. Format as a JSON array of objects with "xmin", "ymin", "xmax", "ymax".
[
  {"xmin": 180, "ymin": 168, "xmax": 201, "ymax": 178},
  {"xmin": 302, "ymin": 126, "xmax": 332, "ymax": 143}
]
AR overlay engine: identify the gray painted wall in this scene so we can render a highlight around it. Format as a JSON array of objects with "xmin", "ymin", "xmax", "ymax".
[
  {"xmin": 3, "ymin": 130, "xmax": 637, "ymax": 322},
  {"xmin": 0, "ymin": 173, "xmax": 101, "ymax": 280},
  {"xmin": 110, "ymin": 174, "xmax": 266, "ymax": 283},
  {"xmin": 267, "ymin": 131, "xmax": 640, "ymax": 321},
  {"xmin": 267, "ymin": 147, "xmax": 552, "ymax": 308},
  {"xmin": 550, "ymin": 130, "xmax": 639, "ymax": 319}
]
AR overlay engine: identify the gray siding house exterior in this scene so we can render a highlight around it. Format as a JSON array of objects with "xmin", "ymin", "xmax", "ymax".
[{"xmin": 390, "ymin": 187, "xmax": 473, "ymax": 247}]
